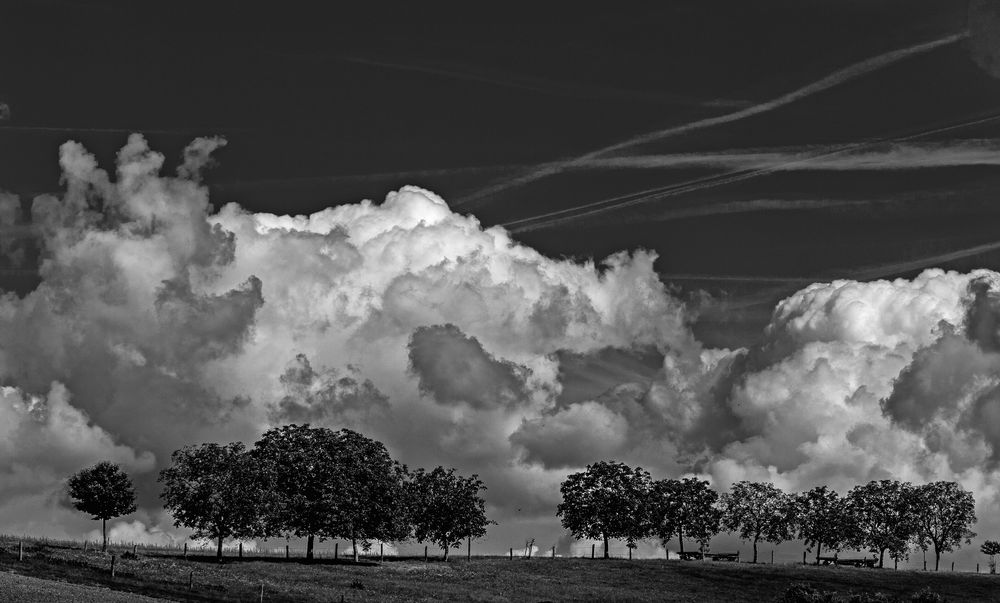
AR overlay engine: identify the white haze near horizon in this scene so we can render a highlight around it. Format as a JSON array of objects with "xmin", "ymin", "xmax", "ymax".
[{"xmin": 1, "ymin": 136, "xmax": 1000, "ymax": 570}]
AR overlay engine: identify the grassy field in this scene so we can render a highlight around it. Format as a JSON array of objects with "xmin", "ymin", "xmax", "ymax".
[{"xmin": 1, "ymin": 537, "xmax": 999, "ymax": 602}]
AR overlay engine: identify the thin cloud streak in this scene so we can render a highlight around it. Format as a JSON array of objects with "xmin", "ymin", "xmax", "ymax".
[
  {"xmin": 506, "ymin": 110, "xmax": 1000, "ymax": 233},
  {"xmin": 457, "ymin": 32, "xmax": 968, "ymax": 208}
]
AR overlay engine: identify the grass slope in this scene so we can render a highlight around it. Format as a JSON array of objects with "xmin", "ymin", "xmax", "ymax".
[{"xmin": 1, "ymin": 538, "xmax": 999, "ymax": 602}]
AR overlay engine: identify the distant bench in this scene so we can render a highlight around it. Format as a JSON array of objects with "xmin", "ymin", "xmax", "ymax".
[
  {"xmin": 818, "ymin": 556, "xmax": 877, "ymax": 568},
  {"xmin": 677, "ymin": 551, "xmax": 740, "ymax": 562}
]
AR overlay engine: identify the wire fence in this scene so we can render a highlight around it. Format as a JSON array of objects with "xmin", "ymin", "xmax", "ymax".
[{"xmin": 3, "ymin": 534, "xmax": 998, "ymax": 575}]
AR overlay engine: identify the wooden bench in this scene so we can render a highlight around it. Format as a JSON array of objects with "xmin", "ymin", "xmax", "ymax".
[
  {"xmin": 818, "ymin": 556, "xmax": 877, "ymax": 568},
  {"xmin": 677, "ymin": 551, "xmax": 740, "ymax": 562}
]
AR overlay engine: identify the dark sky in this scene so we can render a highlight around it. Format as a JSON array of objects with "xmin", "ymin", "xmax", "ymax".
[{"xmin": 2, "ymin": 0, "xmax": 999, "ymax": 348}]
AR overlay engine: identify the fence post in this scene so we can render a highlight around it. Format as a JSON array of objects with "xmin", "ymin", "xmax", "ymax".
[
  {"xmin": 239, "ymin": 543, "xmax": 243, "ymax": 559},
  {"xmin": 111, "ymin": 554, "xmax": 117, "ymax": 578},
  {"xmin": 977, "ymin": 563, "xmax": 980, "ymax": 573},
  {"xmin": 552, "ymin": 546, "xmax": 556, "ymax": 559},
  {"xmin": 591, "ymin": 544, "xmax": 595, "ymax": 559},
  {"xmin": 259, "ymin": 583, "xmax": 264, "ymax": 603},
  {"xmin": 184, "ymin": 542, "xmax": 188, "ymax": 559},
  {"xmin": 286, "ymin": 545, "xmax": 289, "ymax": 560},
  {"xmin": 18, "ymin": 541, "xmax": 23, "ymax": 562},
  {"xmin": 83, "ymin": 541, "xmax": 88, "ymax": 552},
  {"xmin": 467, "ymin": 537, "xmax": 471, "ymax": 560},
  {"xmin": 509, "ymin": 547, "xmax": 513, "ymax": 560},
  {"xmin": 188, "ymin": 570, "xmax": 193, "ymax": 591},
  {"xmin": 952, "ymin": 561, "xmax": 955, "ymax": 572},
  {"xmin": 335, "ymin": 543, "xmax": 339, "ymax": 559},
  {"xmin": 133, "ymin": 544, "xmax": 138, "ymax": 556},
  {"xmin": 802, "ymin": 551, "xmax": 806, "ymax": 565},
  {"xmin": 380, "ymin": 542, "xmax": 384, "ymax": 563},
  {"xmin": 771, "ymin": 550, "xmax": 774, "ymax": 564},
  {"xmin": 629, "ymin": 547, "xmax": 632, "ymax": 560}
]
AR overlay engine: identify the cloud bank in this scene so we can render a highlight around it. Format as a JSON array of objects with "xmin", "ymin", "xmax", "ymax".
[{"xmin": 2, "ymin": 136, "xmax": 1000, "ymax": 557}]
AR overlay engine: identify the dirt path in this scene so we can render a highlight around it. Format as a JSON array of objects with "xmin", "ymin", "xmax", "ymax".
[{"xmin": 0, "ymin": 571, "xmax": 169, "ymax": 602}]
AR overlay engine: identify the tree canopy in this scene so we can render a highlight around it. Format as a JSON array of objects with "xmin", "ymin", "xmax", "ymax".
[
  {"xmin": 67, "ymin": 461, "xmax": 137, "ymax": 552},
  {"xmin": 795, "ymin": 485, "xmax": 853, "ymax": 564},
  {"xmin": 846, "ymin": 480, "xmax": 917, "ymax": 568},
  {"xmin": 408, "ymin": 466, "xmax": 494, "ymax": 560},
  {"xmin": 721, "ymin": 481, "xmax": 796, "ymax": 563},
  {"xmin": 648, "ymin": 477, "xmax": 721, "ymax": 556},
  {"xmin": 159, "ymin": 442, "xmax": 269, "ymax": 559},
  {"xmin": 912, "ymin": 481, "xmax": 976, "ymax": 571},
  {"xmin": 557, "ymin": 461, "xmax": 652, "ymax": 558}
]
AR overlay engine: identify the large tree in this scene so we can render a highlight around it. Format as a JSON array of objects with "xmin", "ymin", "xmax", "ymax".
[
  {"xmin": 721, "ymin": 481, "xmax": 796, "ymax": 563},
  {"xmin": 326, "ymin": 429, "xmax": 411, "ymax": 562},
  {"xmin": 159, "ymin": 442, "xmax": 269, "ymax": 560},
  {"xmin": 251, "ymin": 424, "xmax": 345, "ymax": 560},
  {"xmin": 846, "ymin": 480, "xmax": 918, "ymax": 568},
  {"xmin": 912, "ymin": 481, "xmax": 976, "ymax": 571},
  {"xmin": 557, "ymin": 461, "xmax": 652, "ymax": 559},
  {"xmin": 795, "ymin": 485, "xmax": 854, "ymax": 565},
  {"xmin": 253, "ymin": 424, "xmax": 410, "ymax": 561},
  {"xmin": 67, "ymin": 461, "xmax": 137, "ymax": 552},
  {"xmin": 408, "ymin": 466, "xmax": 494, "ymax": 560},
  {"xmin": 648, "ymin": 477, "xmax": 721, "ymax": 557}
]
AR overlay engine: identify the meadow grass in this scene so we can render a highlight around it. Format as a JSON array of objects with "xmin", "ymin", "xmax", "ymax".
[{"xmin": 1, "ymin": 535, "xmax": 998, "ymax": 602}]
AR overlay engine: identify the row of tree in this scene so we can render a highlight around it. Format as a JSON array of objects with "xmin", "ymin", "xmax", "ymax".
[
  {"xmin": 68, "ymin": 425, "xmax": 494, "ymax": 560},
  {"xmin": 557, "ymin": 461, "xmax": 977, "ymax": 570}
]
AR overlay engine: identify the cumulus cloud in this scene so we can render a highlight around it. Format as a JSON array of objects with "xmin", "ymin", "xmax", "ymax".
[
  {"xmin": 6, "ymin": 135, "xmax": 1000, "ymax": 562},
  {"xmin": 409, "ymin": 324, "xmax": 530, "ymax": 409},
  {"xmin": 87, "ymin": 520, "xmax": 186, "ymax": 548},
  {"xmin": 0, "ymin": 136, "xmax": 696, "ymax": 540}
]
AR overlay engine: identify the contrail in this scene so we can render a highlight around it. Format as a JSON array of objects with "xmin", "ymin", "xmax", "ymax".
[
  {"xmin": 0, "ymin": 125, "xmax": 255, "ymax": 135},
  {"xmin": 668, "ymin": 238, "xmax": 1000, "ymax": 312},
  {"xmin": 455, "ymin": 31, "xmax": 969, "ymax": 208},
  {"xmin": 505, "ymin": 108, "xmax": 1000, "ymax": 233}
]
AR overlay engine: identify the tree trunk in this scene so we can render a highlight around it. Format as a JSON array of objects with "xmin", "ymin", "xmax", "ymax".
[
  {"xmin": 603, "ymin": 533, "xmax": 609, "ymax": 559},
  {"xmin": 678, "ymin": 528, "xmax": 685, "ymax": 555},
  {"xmin": 443, "ymin": 545, "xmax": 449, "ymax": 561},
  {"xmin": 102, "ymin": 518, "xmax": 108, "ymax": 552},
  {"xmin": 352, "ymin": 533, "xmax": 359, "ymax": 563},
  {"xmin": 753, "ymin": 538, "xmax": 758, "ymax": 564},
  {"xmin": 878, "ymin": 547, "xmax": 886, "ymax": 569},
  {"xmin": 934, "ymin": 548, "xmax": 940, "ymax": 572},
  {"xmin": 306, "ymin": 534, "xmax": 315, "ymax": 561},
  {"xmin": 216, "ymin": 535, "xmax": 223, "ymax": 560},
  {"xmin": 815, "ymin": 543, "xmax": 821, "ymax": 565}
]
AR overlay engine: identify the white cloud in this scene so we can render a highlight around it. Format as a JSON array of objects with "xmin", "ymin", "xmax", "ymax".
[{"xmin": 4, "ymin": 135, "xmax": 1000, "ymax": 566}]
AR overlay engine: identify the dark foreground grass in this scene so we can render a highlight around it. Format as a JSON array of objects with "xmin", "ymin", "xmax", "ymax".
[{"xmin": 1, "ymin": 538, "xmax": 999, "ymax": 602}]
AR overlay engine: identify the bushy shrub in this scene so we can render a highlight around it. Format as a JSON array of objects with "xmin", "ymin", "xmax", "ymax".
[
  {"xmin": 909, "ymin": 588, "xmax": 945, "ymax": 603},
  {"xmin": 779, "ymin": 582, "xmax": 836, "ymax": 603}
]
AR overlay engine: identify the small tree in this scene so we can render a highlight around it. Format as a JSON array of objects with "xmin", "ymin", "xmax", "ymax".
[
  {"xmin": 649, "ymin": 477, "xmax": 721, "ymax": 557},
  {"xmin": 795, "ymin": 485, "xmax": 854, "ymax": 564},
  {"xmin": 408, "ymin": 466, "xmax": 494, "ymax": 560},
  {"xmin": 159, "ymin": 442, "xmax": 270, "ymax": 560},
  {"xmin": 912, "ymin": 481, "xmax": 976, "ymax": 571},
  {"xmin": 846, "ymin": 480, "xmax": 918, "ymax": 568},
  {"xmin": 721, "ymin": 481, "xmax": 796, "ymax": 563},
  {"xmin": 557, "ymin": 461, "xmax": 652, "ymax": 559},
  {"xmin": 67, "ymin": 461, "xmax": 137, "ymax": 552},
  {"xmin": 981, "ymin": 540, "xmax": 1000, "ymax": 574}
]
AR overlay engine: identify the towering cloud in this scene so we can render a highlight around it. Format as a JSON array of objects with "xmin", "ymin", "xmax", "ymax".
[{"xmin": 3, "ymin": 136, "xmax": 1000, "ymax": 553}]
